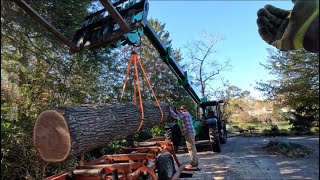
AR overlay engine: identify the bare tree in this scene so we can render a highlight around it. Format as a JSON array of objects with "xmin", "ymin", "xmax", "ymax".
[{"xmin": 183, "ymin": 31, "xmax": 231, "ymax": 99}]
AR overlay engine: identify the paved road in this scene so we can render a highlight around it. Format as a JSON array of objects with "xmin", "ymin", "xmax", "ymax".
[{"xmin": 176, "ymin": 136, "xmax": 319, "ymax": 180}]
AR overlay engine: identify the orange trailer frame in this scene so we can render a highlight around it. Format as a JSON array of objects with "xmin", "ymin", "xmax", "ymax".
[{"xmin": 45, "ymin": 137, "xmax": 196, "ymax": 180}]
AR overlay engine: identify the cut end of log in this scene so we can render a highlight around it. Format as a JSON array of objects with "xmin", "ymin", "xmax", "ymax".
[{"xmin": 33, "ymin": 110, "xmax": 71, "ymax": 162}]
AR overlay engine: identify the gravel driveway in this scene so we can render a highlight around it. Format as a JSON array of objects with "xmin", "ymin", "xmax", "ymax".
[{"xmin": 176, "ymin": 136, "xmax": 319, "ymax": 180}]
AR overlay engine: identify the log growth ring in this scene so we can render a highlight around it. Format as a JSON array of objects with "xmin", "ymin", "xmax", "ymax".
[{"xmin": 33, "ymin": 110, "xmax": 71, "ymax": 162}]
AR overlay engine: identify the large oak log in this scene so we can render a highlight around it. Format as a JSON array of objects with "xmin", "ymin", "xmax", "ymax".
[{"xmin": 33, "ymin": 102, "xmax": 171, "ymax": 162}]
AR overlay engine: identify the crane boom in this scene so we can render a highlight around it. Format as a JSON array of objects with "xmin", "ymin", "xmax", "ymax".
[{"xmin": 143, "ymin": 22, "xmax": 203, "ymax": 104}]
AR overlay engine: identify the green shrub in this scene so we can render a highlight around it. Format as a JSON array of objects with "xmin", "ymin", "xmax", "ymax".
[
  {"xmin": 262, "ymin": 129, "xmax": 290, "ymax": 137},
  {"xmin": 150, "ymin": 125, "xmax": 166, "ymax": 137},
  {"xmin": 310, "ymin": 127, "xmax": 319, "ymax": 134}
]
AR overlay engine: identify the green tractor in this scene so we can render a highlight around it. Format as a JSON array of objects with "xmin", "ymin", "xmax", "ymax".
[{"xmin": 165, "ymin": 100, "xmax": 227, "ymax": 153}]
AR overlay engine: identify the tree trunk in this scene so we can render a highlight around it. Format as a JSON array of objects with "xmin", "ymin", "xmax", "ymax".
[{"xmin": 33, "ymin": 102, "xmax": 171, "ymax": 162}]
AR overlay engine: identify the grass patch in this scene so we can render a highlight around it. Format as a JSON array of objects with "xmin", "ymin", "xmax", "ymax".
[{"xmin": 262, "ymin": 139, "xmax": 313, "ymax": 158}]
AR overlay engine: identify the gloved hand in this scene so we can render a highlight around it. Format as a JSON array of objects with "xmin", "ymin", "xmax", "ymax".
[{"xmin": 257, "ymin": 0, "xmax": 319, "ymax": 53}]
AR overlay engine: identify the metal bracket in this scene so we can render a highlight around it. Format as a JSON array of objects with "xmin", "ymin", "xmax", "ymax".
[
  {"xmin": 178, "ymin": 71, "xmax": 189, "ymax": 86},
  {"xmin": 99, "ymin": 0, "xmax": 130, "ymax": 32}
]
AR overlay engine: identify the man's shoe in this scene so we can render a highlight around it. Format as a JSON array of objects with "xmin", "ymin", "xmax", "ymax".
[{"xmin": 185, "ymin": 163, "xmax": 198, "ymax": 169}]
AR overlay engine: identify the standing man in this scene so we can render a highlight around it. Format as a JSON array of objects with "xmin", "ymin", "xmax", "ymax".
[{"xmin": 169, "ymin": 105, "xmax": 199, "ymax": 168}]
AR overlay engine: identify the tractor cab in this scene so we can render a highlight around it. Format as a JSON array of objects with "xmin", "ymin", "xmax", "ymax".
[
  {"xmin": 197, "ymin": 100, "xmax": 227, "ymax": 152},
  {"xmin": 199, "ymin": 101, "xmax": 222, "ymax": 120}
]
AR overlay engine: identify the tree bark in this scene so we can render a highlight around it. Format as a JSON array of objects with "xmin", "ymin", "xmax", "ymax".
[{"xmin": 33, "ymin": 102, "xmax": 171, "ymax": 162}]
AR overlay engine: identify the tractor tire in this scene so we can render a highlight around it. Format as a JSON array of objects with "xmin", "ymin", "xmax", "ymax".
[
  {"xmin": 209, "ymin": 126, "xmax": 221, "ymax": 152},
  {"xmin": 156, "ymin": 153, "xmax": 176, "ymax": 180},
  {"xmin": 165, "ymin": 125, "xmax": 180, "ymax": 153},
  {"xmin": 220, "ymin": 122, "xmax": 227, "ymax": 144}
]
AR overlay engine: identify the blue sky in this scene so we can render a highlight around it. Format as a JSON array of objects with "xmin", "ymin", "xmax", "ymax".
[{"xmin": 147, "ymin": 1, "xmax": 293, "ymax": 99}]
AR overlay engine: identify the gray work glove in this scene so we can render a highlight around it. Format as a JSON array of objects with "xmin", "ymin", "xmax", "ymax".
[{"xmin": 257, "ymin": 0, "xmax": 319, "ymax": 53}]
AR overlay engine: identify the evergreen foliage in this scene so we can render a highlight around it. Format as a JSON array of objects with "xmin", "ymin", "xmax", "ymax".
[{"xmin": 256, "ymin": 49, "xmax": 319, "ymax": 132}]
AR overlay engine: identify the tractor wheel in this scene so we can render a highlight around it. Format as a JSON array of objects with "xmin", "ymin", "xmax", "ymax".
[
  {"xmin": 165, "ymin": 125, "xmax": 180, "ymax": 153},
  {"xmin": 156, "ymin": 153, "xmax": 176, "ymax": 180},
  {"xmin": 209, "ymin": 126, "xmax": 221, "ymax": 152},
  {"xmin": 220, "ymin": 122, "xmax": 227, "ymax": 144}
]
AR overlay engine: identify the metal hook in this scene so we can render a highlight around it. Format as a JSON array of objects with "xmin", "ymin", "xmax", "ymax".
[{"xmin": 131, "ymin": 46, "xmax": 137, "ymax": 54}]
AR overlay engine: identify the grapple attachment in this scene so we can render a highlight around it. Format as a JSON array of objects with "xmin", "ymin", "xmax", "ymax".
[{"xmin": 72, "ymin": 0, "xmax": 149, "ymax": 52}]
